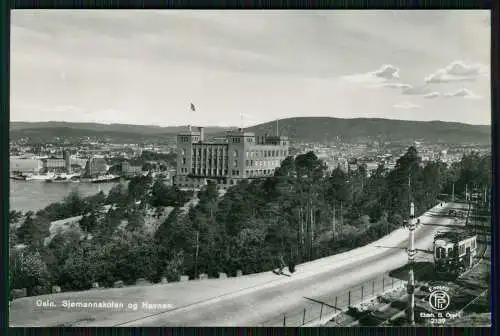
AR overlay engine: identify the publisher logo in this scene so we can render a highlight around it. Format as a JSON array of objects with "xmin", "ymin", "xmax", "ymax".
[{"xmin": 429, "ymin": 290, "xmax": 450, "ymax": 311}]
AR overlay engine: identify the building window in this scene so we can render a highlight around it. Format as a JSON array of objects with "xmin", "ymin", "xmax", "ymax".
[
  {"xmin": 233, "ymin": 149, "xmax": 238, "ymax": 157},
  {"xmin": 246, "ymin": 160, "xmax": 249, "ymax": 166},
  {"xmin": 182, "ymin": 157, "xmax": 186, "ymax": 165},
  {"xmin": 233, "ymin": 160, "xmax": 238, "ymax": 167}
]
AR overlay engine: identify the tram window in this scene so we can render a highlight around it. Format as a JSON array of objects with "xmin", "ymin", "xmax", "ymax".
[
  {"xmin": 437, "ymin": 247, "xmax": 445, "ymax": 259},
  {"xmin": 447, "ymin": 247, "xmax": 453, "ymax": 255}
]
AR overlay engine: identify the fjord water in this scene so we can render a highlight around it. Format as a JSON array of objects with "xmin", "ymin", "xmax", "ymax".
[{"xmin": 9, "ymin": 179, "xmax": 123, "ymax": 212}]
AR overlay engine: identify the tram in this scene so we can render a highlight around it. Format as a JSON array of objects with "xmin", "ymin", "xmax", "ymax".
[{"xmin": 433, "ymin": 231, "xmax": 477, "ymax": 278}]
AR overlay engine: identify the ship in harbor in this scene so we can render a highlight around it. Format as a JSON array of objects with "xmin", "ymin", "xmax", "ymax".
[
  {"xmin": 45, "ymin": 174, "xmax": 81, "ymax": 183},
  {"xmin": 26, "ymin": 173, "xmax": 56, "ymax": 181},
  {"xmin": 10, "ymin": 172, "xmax": 56, "ymax": 181},
  {"xmin": 10, "ymin": 174, "xmax": 29, "ymax": 181},
  {"xmin": 89, "ymin": 174, "xmax": 121, "ymax": 183}
]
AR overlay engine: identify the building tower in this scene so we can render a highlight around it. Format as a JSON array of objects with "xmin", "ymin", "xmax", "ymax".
[
  {"xmin": 63, "ymin": 150, "xmax": 71, "ymax": 174},
  {"xmin": 175, "ymin": 126, "xmax": 201, "ymax": 186},
  {"xmin": 226, "ymin": 128, "xmax": 249, "ymax": 184}
]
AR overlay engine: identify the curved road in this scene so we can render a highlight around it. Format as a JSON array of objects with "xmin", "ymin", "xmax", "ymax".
[{"xmin": 114, "ymin": 202, "xmax": 467, "ymax": 326}]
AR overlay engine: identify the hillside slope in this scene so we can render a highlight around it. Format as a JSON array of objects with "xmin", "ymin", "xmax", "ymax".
[{"xmin": 248, "ymin": 117, "xmax": 490, "ymax": 144}]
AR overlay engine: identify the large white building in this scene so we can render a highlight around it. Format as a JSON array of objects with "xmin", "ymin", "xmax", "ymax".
[
  {"xmin": 10, "ymin": 158, "xmax": 42, "ymax": 174},
  {"xmin": 174, "ymin": 126, "xmax": 289, "ymax": 189}
]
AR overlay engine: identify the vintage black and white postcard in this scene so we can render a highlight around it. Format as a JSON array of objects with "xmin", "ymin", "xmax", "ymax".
[{"xmin": 8, "ymin": 10, "xmax": 492, "ymax": 327}]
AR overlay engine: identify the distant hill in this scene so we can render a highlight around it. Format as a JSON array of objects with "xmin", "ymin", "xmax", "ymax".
[
  {"xmin": 9, "ymin": 122, "xmax": 235, "ymax": 144},
  {"xmin": 247, "ymin": 117, "xmax": 491, "ymax": 144},
  {"xmin": 10, "ymin": 118, "xmax": 491, "ymax": 145},
  {"xmin": 10, "ymin": 122, "xmax": 232, "ymax": 135},
  {"xmin": 9, "ymin": 127, "xmax": 168, "ymax": 143}
]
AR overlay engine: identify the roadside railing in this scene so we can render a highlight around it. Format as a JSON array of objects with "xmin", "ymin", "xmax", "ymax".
[{"xmin": 260, "ymin": 272, "xmax": 406, "ymax": 326}]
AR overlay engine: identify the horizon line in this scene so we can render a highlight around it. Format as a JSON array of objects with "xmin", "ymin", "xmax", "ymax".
[{"xmin": 9, "ymin": 116, "xmax": 491, "ymax": 128}]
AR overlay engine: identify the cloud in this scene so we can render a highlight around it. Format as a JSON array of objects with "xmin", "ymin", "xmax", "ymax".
[
  {"xmin": 343, "ymin": 64, "xmax": 400, "ymax": 84},
  {"xmin": 382, "ymin": 82, "xmax": 412, "ymax": 89},
  {"xmin": 423, "ymin": 92, "xmax": 441, "ymax": 99},
  {"xmin": 384, "ymin": 83, "xmax": 436, "ymax": 97},
  {"xmin": 401, "ymin": 85, "xmax": 431, "ymax": 95},
  {"xmin": 373, "ymin": 64, "xmax": 400, "ymax": 80},
  {"xmin": 443, "ymin": 88, "xmax": 482, "ymax": 99},
  {"xmin": 424, "ymin": 61, "xmax": 488, "ymax": 84},
  {"xmin": 393, "ymin": 102, "xmax": 420, "ymax": 110}
]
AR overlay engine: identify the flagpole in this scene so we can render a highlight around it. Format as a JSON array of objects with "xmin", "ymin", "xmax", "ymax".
[{"xmin": 189, "ymin": 103, "xmax": 196, "ymax": 129}]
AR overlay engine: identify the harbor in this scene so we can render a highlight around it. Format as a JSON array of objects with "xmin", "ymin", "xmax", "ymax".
[
  {"xmin": 9, "ymin": 153, "xmax": 128, "ymax": 211},
  {"xmin": 10, "ymin": 173, "xmax": 122, "ymax": 183},
  {"xmin": 9, "ymin": 179, "xmax": 126, "ymax": 212}
]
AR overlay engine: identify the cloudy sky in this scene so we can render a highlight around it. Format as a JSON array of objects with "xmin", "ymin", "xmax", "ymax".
[{"xmin": 11, "ymin": 10, "xmax": 490, "ymax": 126}]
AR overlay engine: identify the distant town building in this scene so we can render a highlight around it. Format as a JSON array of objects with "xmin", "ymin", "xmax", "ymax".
[
  {"xmin": 63, "ymin": 150, "xmax": 71, "ymax": 173},
  {"xmin": 364, "ymin": 162, "xmax": 379, "ymax": 177},
  {"xmin": 42, "ymin": 158, "xmax": 66, "ymax": 173},
  {"xmin": 438, "ymin": 150, "xmax": 448, "ymax": 162},
  {"xmin": 174, "ymin": 126, "xmax": 289, "ymax": 189},
  {"xmin": 10, "ymin": 158, "xmax": 42, "ymax": 174},
  {"xmin": 121, "ymin": 161, "xmax": 143, "ymax": 178},
  {"xmin": 85, "ymin": 157, "xmax": 108, "ymax": 177}
]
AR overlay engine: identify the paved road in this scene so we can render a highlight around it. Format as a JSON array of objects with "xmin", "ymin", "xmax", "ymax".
[{"xmin": 112, "ymin": 202, "xmax": 467, "ymax": 326}]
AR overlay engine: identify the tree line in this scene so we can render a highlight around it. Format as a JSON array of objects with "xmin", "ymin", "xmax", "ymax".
[{"xmin": 9, "ymin": 147, "xmax": 491, "ymax": 296}]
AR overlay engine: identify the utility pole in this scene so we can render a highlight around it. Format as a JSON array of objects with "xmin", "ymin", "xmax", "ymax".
[
  {"xmin": 194, "ymin": 231, "xmax": 200, "ymax": 279},
  {"xmin": 332, "ymin": 204, "xmax": 336, "ymax": 239},
  {"xmin": 452, "ymin": 183, "xmax": 455, "ymax": 202},
  {"xmin": 299, "ymin": 207, "xmax": 304, "ymax": 253},
  {"xmin": 407, "ymin": 171, "xmax": 416, "ymax": 326},
  {"xmin": 340, "ymin": 201, "xmax": 343, "ymax": 238},
  {"xmin": 407, "ymin": 201, "xmax": 416, "ymax": 326}
]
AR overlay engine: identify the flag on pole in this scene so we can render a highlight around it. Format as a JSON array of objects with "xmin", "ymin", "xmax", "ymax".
[{"xmin": 190, "ymin": 103, "xmax": 196, "ymax": 112}]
